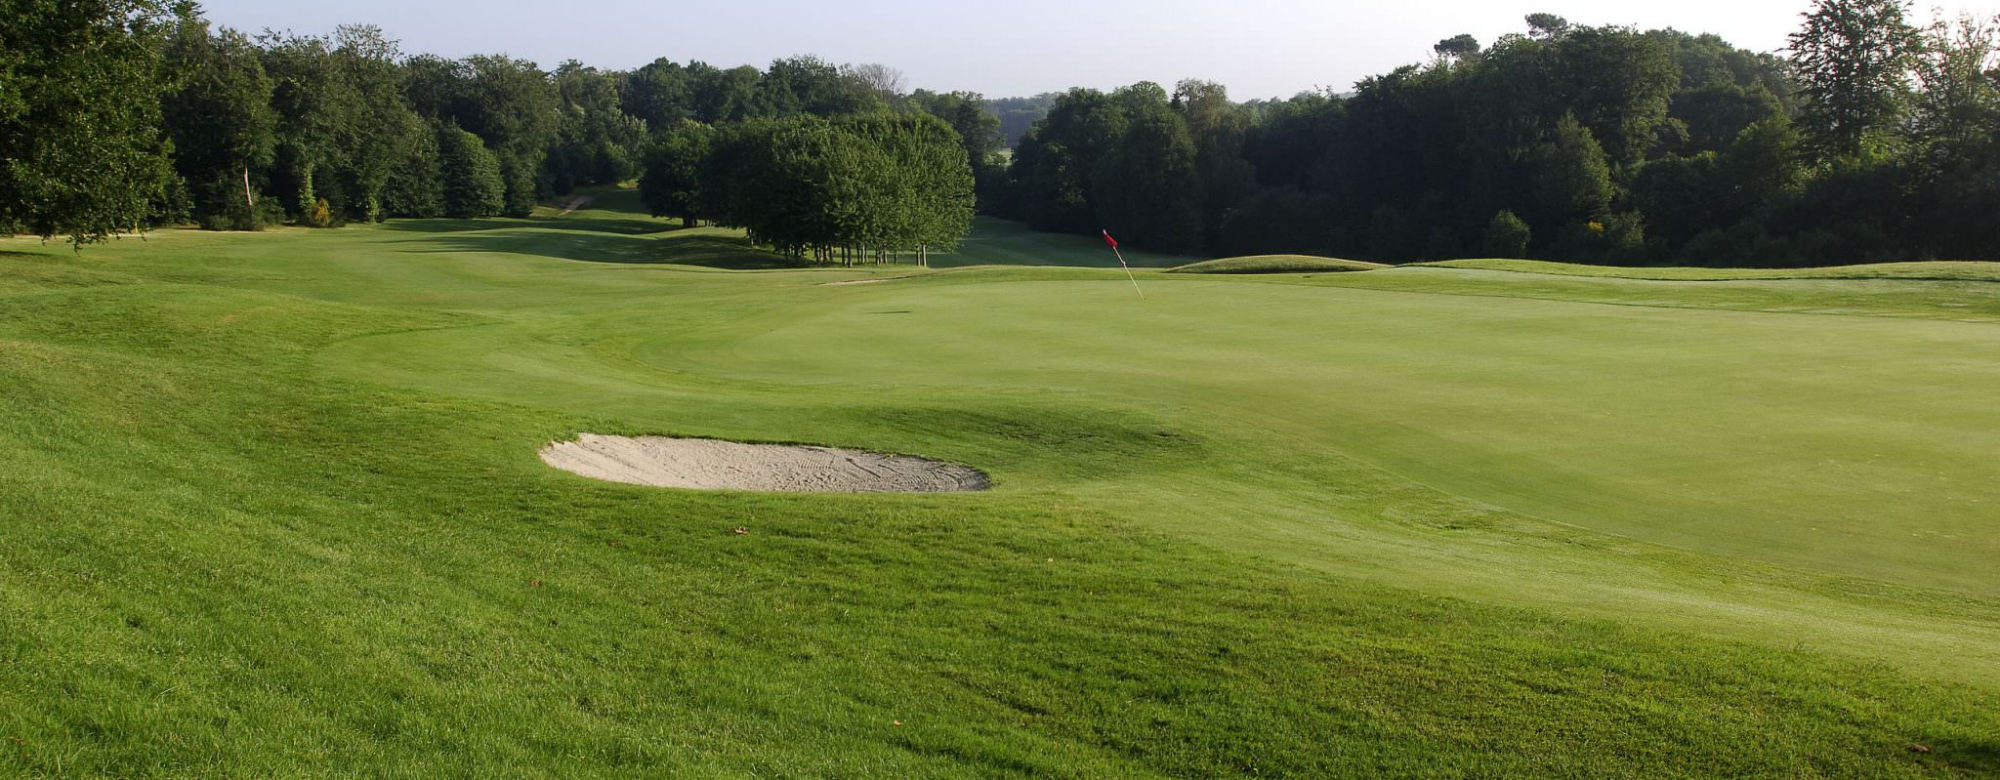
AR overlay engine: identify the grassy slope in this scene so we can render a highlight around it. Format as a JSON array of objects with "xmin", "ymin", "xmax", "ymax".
[
  {"xmin": 2, "ymin": 204, "xmax": 1998, "ymax": 776},
  {"xmin": 1170, "ymin": 255, "xmax": 1388, "ymax": 274}
]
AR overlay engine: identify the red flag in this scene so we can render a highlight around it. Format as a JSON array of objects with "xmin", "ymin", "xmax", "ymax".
[{"xmin": 1101, "ymin": 230, "xmax": 1118, "ymax": 249}]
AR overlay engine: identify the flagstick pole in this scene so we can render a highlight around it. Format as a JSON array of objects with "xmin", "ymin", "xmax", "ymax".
[{"xmin": 1110, "ymin": 246, "xmax": 1144, "ymax": 298}]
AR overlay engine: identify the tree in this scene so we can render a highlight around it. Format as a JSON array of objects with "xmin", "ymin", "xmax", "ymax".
[
  {"xmin": 0, "ymin": 0, "xmax": 181, "ymax": 244},
  {"xmin": 545, "ymin": 61, "xmax": 645, "ymax": 193},
  {"xmin": 907, "ymin": 89, "xmax": 1004, "ymax": 186},
  {"xmin": 1790, "ymin": 0, "xmax": 1923, "ymax": 159},
  {"xmin": 621, "ymin": 58, "xmax": 691, "ymax": 129},
  {"xmin": 1552, "ymin": 26, "xmax": 1677, "ymax": 172},
  {"xmin": 1435, "ymin": 34, "xmax": 1482, "ymax": 62},
  {"xmin": 436, "ymin": 122, "xmax": 504, "ymax": 218},
  {"xmin": 1483, "ymin": 211, "xmax": 1532, "ymax": 257},
  {"xmin": 381, "ymin": 125, "xmax": 444, "ymax": 218},
  {"xmin": 638, "ymin": 120, "xmax": 714, "ymax": 226},
  {"xmin": 1010, "ymin": 88, "xmax": 1120, "ymax": 234},
  {"xmin": 1524, "ymin": 115, "xmax": 1614, "ymax": 245},
  {"xmin": 842, "ymin": 62, "xmax": 906, "ymax": 101},
  {"xmin": 161, "ymin": 18, "xmax": 276, "ymax": 230},
  {"xmin": 1091, "ymin": 83, "xmax": 1203, "ymax": 253},
  {"xmin": 1174, "ymin": 80, "xmax": 1258, "ymax": 251},
  {"xmin": 328, "ymin": 25, "xmax": 424, "ymax": 223},
  {"xmin": 688, "ymin": 62, "xmax": 760, "ymax": 123},
  {"xmin": 1912, "ymin": 14, "xmax": 2000, "ymax": 160},
  {"xmin": 756, "ymin": 56, "xmax": 882, "ymax": 117},
  {"xmin": 1527, "ymin": 13, "xmax": 1571, "ymax": 40},
  {"xmin": 455, "ymin": 55, "xmax": 557, "ymax": 216}
]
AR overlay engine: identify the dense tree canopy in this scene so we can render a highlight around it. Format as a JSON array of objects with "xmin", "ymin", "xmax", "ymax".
[
  {"xmin": 993, "ymin": 10, "xmax": 2000, "ymax": 265},
  {"xmin": 4, "ymin": 2, "xmax": 1997, "ymax": 266},
  {"xmin": 0, "ymin": 0, "xmax": 181, "ymax": 244}
]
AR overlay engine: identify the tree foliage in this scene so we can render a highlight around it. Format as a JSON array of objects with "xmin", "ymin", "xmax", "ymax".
[
  {"xmin": 1790, "ymin": 0, "xmax": 1924, "ymax": 159},
  {"xmin": 0, "ymin": 0, "xmax": 181, "ymax": 244}
]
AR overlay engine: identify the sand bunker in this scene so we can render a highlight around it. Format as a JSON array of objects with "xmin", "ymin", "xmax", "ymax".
[{"xmin": 540, "ymin": 434, "xmax": 989, "ymax": 493}]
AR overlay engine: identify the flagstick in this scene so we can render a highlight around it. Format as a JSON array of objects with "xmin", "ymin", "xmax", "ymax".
[{"xmin": 1110, "ymin": 245, "xmax": 1144, "ymax": 298}]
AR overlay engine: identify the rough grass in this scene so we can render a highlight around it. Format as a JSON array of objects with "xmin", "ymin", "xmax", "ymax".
[
  {"xmin": 1169, "ymin": 254, "xmax": 1387, "ymax": 274},
  {"xmin": 2, "ymin": 199, "xmax": 1998, "ymax": 776}
]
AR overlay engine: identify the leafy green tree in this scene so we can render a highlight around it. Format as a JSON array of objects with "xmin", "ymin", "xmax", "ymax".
[
  {"xmin": 621, "ymin": 58, "xmax": 692, "ymax": 129},
  {"xmin": 1092, "ymin": 83, "xmax": 1203, "ymax": 253},
  {"xmin": 1524, "ymin": 115, "xmax": 1614, "ymax": 244},
  {"xmin": 381, "ymin": 124, "xmax": 444, "ymax": 218},
  {"xmin": 1009, "ymin": 88, "xmax": 1121, "ymax": 234},
  {"xmin": 436, "ymin": 122, "xmax": 505, "ymax": 218},
  {"xmin": 755, "ymin": 56, "xmax": 883, "ymax": 117},
  {"xmin": 545, "ymin": 61, "xmax": 646, "ymax": 193},
  {"xmin": 454, "ymin": 55, "xmax": 557, "ymax": 216},
  {"xmin": 1434, "ymin": 34, "xmax": 1482, "ymax": 62},
  {"xmin": 329, "ymin": 25, "xmax": 423, "ymax": 223},
  {"xmin": 1174, "ymin": 80, "xmax": 1258, "ymax": 250},
  {"xmin": 1552, "ymin": 26, "xmax": 1677, "ymax": 172},
  {"xmin": 907, "ymin": 89, "xmax": 1004, "ymax": 187},
  {"xmin": 0, "ymin": 0, "xmax": 181, "ymax": 244},
  {"xmin": 1483, "ymin": 210, "xmax": 1532, "ymax": 257},
  {"xmin": 401, "ymin": 54, "xmax": 468, "ymax": 121},
  {"xmin": 1790, "ymin": 0, "xmax": 1924, "ymax": 159},
  {"xmin": 688, "ymin": 62, "xmax": 760, "ymax": 123},
  {"xmin": 638, "ymin": 120, "xmax": 715, "ymax": 226},
  {"xmin": 161, "ymin": 18, "xmax": 276, "ymax": 230},
  {"xmin": 1526, "ymin": 13, "xmax": 1571, "ymax": 40},
  {"xmin": 1912, "ymin": 14, "xmax": 2000, "ymax": 160}
]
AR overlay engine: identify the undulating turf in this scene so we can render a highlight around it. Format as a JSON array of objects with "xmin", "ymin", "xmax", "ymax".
[
  {"xmin": 3, "ymin": 199, "xmax": 1998, "ymax": 777},
  {"xmin": 1169, "ymin": 254, "xmax": 1387, "ymax": 274}
]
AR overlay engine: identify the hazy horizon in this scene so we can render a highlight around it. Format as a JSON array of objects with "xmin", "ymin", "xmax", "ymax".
[{"xmin": 196, "ymin": 0, "xmax": 2000, "ymax": 100}]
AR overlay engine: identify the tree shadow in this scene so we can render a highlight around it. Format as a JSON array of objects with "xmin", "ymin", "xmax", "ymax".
[
  {"xmin": 383, "ymin": 213, "xmax": 675, "ymax": 237},
  {"xmin": 397, "ymin": 227, "xmax": 807, "ymax": 270},
  {"xmin": 1926, "ymin": 738, "xmax": 2000, "ymax": 774}
]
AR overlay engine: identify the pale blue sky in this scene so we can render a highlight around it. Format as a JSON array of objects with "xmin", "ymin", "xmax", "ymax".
[{"xmin": 197, "ymin": 0, "xmax": 2000, "ymax": 100}]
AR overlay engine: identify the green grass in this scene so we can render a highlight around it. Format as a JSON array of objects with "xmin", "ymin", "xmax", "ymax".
[
  {"xmin": 1170, "ymin": 254, "xmax": 1388, "ymax": 274},
  {"xmin": 1431, "ymin": 257, "xmax": 2000, "ymax": 282},
  {"xmin": 3, "ymin": 197, "xmax": 1999, "ymax": 776}
]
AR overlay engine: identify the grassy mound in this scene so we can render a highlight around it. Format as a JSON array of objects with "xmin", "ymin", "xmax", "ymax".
[
  {"xmin": 3, "ymin": 203, "xmax": 1998, "ymax": 775},
  {"xmin": 1169, "ymin": 254, "xmax": 1387, "ymax": 274}
]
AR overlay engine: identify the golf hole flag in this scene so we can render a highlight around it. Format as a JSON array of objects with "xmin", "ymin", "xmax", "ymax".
[{"xmin": 1101, "ymin": 229, "xmax": 1144, "ymax": 298}]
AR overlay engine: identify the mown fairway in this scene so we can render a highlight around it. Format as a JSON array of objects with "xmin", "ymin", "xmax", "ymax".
[{"xmin": 3, "ymin": 194, "xmax": 1999, "ymax": 776}]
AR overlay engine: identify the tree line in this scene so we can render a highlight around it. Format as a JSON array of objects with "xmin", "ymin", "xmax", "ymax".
[
  {"xmin": 5, "ymin": 0, "xmax": 1994, "ymax": 267},
  {"xmin": 0, "ymin": 0, "xmax": 988, "ymax": 256},
  {"xmin": 995, "ymin": 2, "xmax": 2000, "ymax": 265}
]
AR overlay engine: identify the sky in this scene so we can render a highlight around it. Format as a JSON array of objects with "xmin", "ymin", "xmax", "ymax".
[{"xmin": 197, "ymin": 0, "xmax": 2000, "ymax": 100}]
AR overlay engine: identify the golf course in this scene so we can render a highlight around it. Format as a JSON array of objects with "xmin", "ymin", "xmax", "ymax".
[{"xmin": 3, "ymin": 189, "xmax": 1997, "ymax": 776}]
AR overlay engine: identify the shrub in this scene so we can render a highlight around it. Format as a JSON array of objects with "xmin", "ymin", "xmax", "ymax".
[{"xmin": 1482, "ymin": 211, "xmax": 1531, "ymax": 258}]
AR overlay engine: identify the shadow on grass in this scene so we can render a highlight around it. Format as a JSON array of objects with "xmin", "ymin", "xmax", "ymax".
[
  {"xmin": 397, "ymin": 227, "xmax": 807, "ymax": 270},
  {"xmin": 1929, "ymin": 739, "xmax": 2000, "ymax": 774},
  {"xmin": 383, "ymin": 213, "xmax": 675, "ymax": 237}
]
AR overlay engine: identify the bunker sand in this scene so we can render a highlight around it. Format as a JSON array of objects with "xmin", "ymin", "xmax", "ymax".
[{"xmin": 541, "ymin": 434, "xmax": 989, "ymax": 493}]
